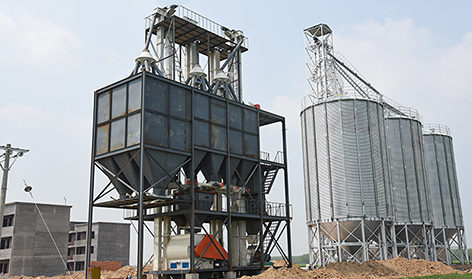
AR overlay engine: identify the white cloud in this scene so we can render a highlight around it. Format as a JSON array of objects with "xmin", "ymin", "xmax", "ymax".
[
  {"xmin": 0, "ymin": 11, "xmax": 82, "ymax": 69},
  {"xmin": 0, "ymin": 10, "xmax": 16, "ymax": 29},
  {"xmin": 333, "ymin": 18, "xmax": 472, "ymax": 125}
]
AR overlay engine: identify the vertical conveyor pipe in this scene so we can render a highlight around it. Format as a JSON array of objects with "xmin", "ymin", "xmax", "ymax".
[
  {"xmin": 136, "ymin": 73, "xmax": 147, "ymax": 279},
  {"xmin": 189, "ymin": 87, "xmax": 196, "ymax": 273},
  {"xmin": 225, "ymin": 97, "xmax": 233, "ymax": 271}
]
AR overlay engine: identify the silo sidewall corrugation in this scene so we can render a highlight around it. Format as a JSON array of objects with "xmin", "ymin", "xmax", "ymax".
[
  {"xmin": 423, "ymin": 133, "xmax": 463, "ymax": 227},
  {"xmin": 386, "ymin": 117, "xmax": 432, "ymax": 224},
  {"xmin": 301, "ymin": 97, "xmax": 392, "ymax": 223}
]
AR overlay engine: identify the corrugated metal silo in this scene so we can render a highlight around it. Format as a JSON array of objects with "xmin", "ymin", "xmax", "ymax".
[
  {"xmin": 385, "ymin": 109, "xmax": 432, "ymax": 260},
  {"xmin": 301, "ymin": 96, "xmax": 393, "ymax": 264},
  {"xmin": 422, "ymin": 124, "xmax": 468, "ymax": 264}
]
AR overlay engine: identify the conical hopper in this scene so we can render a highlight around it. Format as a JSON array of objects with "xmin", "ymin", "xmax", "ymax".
[
  {"xmin": 200, "ymin": 153, "xmax": 225, "ymax": 181},
  {"xmin": 183, "ymin": 150, "xmax": 206, "ymax": 181},
  {"xmin": 147, "ymin": 149, "xmax": 188, "ymax": 189},
  {"xmin": 107, "ymin": 152, "xmax": 142, "ymax": 190},
  {"xmin": 97, "ymin": 156, "xmax": 133, "ymax": 198},
  {"xmin": 219, "ymin": 157, "xmax": 241, "ymax": 184},
  {"xmin": 146, "ymin": 149, "xmax": 189, "ymax": 191},
  {"xmin": 237, "ymin": 160, "xmax": 257, "ymax": 188}
]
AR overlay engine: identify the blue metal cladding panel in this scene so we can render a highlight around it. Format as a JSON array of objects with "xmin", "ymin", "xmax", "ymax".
[
  {"xmin": 195, "ymin": 93, "xmax": 210, "ymax": 120},
  {"xmin": 169, "ymin": 85, "xmax": 191, "ymax": 120},
  {"xmin": 144, "ymin": 112, "xmax": 167, "ymax": 147},
  {"xmin": 229, "ymin": 129, "xmax": 243, "ymax": 155},
  {"xmin": 128, "ymin": 78, "xmax": 142, "ymax": 113},
  {"xmin": 194, "ymin": 120, "xmax": 210, "ymax": 148},
  {"xmin": 110, "ymin": 118, "xmax": 126, "ymax": 151},
  {"xmin": 301, "ymin": 97, "xmax": 391, "ymax": 222},
  {"xmin": 94, "ymin": 73, "xmax": 261, "ymax": 196},
  {"xmin": 144, "ymin": 77, "xmax": 167, "ymax": 113},
  {"xmin": 211, "ymin": 99, "xmax": 226, "ymax": 125},
  {"xmin": 127, "ymin": 113, "xmax": 141, "ymax": 146},
  {"xmin": 112, "ymin": 84, "xmax": 127, "ymax": 118},
  {"xmin": 169, "ymin": 118, "xmax": 191, "ymax": 151},
  {"xmin": 211, "ymin": 124, "xmax": 227, "ymax": 151},
  {"xmin": 229, "ymin": 104, "xmax": 243, "ymax": 129},
  {"xmin": 95, "ymin": 76, "xmax": 143, "ymax": 156},
  {"xmin": 97, "ymin": 91, "xmax": 110, "ymax": 124},
  {"xmin": 96, "ymin": 124, "xmax": 109, "ymax": 155},
  {"xmin": 243, "ymin": 109, "xmax": 258, "ymax": 134}
]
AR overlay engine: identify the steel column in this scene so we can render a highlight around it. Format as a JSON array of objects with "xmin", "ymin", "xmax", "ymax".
[
  {"xmin": 85, "ymin": 91, "xmax": 99, "ymax": 279},
  {"xmin": 281, "ymin": 120, "xmax": 292, "ymax": 267}
]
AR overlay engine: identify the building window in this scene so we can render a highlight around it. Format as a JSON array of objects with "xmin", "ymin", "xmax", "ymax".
[
  {"xmin": 67, "ymin": 247, "xmax": 75, "ymax": 256},
  {"xmin": 77, "ymin": 232, "xmax": 86, "ymax": 240},
  {"xmin": 2, "ymin": 215, "xmax": 13, "ymax": 227},
  {"xmin": 0, "ymin": 237, "xmax": 11, "ymax": 249},
  {"xmin": 91, "ymin": 246, "xmax": 94, "ymax": 254},
  {"xmin": 76, "ymin": 246, "xmax": 86, "ymax": 255},
  {"xmin": 91, "ymin": 231, "xmax": 95, "ymax": 239},
  {"xmin": 67, "ymin": 262, "xmax": 74, "ymax": 272},
  {"xmin": 68, "ymin": 233, "xmax": 76, "ymax": 243},
  {"xmin": 75, "ymin": 261, "xmax": 84, "ymax": 271},
  {"xmin": 0, "ymin": 260, "xmax": 9, "ymax": 274}
]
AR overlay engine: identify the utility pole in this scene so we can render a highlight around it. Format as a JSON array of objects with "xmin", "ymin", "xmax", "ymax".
[{"xmin": 0, "ymin": 144, "xmax": 29, "ymax": 239}]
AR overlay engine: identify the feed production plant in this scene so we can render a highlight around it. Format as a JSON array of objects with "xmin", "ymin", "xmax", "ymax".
[
  {"xmin": 301, "ymin": 24, "xmax": 468, "ymax": 266},
  {"xmin": 86, "ymin": 5, "xmax": 292, "ymax": 279}
]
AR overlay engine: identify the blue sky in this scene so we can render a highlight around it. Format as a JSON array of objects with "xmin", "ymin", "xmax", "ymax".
[{"xmin": 2, "ymin": 0, "xmax": 472, "ymax": 264}]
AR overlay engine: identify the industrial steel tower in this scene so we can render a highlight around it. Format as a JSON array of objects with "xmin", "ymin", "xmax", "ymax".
[
  {"xmin": 87, "ymin": 6, "xmax": 292, "ymax": 279},
  {"xmin": 301, "ymin": 23, "xmax": 468, "ymax": 266}
]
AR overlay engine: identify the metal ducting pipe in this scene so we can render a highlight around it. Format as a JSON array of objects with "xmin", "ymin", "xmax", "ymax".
[
  {"xmin": 209, "ymin": 48, "xmax": 221, "ymax": 84},
  {"xmin": 163, "ymin": 217, "xmax": 172, "ymax": 270},
  {"xmin": 186, "ymin": 42, "xmax": 198, "ymax": 78}
]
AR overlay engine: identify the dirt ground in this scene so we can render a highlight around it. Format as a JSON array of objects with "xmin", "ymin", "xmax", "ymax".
[
  {"xmin": 8, "ymin": 258, "xmax": 472, "ymax": 279},
  {"xmin": 241, "ymin": 257, "xmax": 468, "ymax": 279}
]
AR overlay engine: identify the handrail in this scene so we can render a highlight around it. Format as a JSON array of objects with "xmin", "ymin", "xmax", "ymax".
[{"xmin": 423, "ymin": 124, "xmax": 451, "ymax": 136}]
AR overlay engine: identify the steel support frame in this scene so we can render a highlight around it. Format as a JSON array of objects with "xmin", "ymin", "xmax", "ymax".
[
  {"xmin": 391, "ymin": 223, "xmax": 431, "ymax": 261},
  {"xmin": 87, "ymin": 79, "xmax": 292, "ymax": 279},
  {"xmin": 432, "ymin": 226, "xmax": 469, "ymax": 265},
  {"xmin": 308, "ymin": 219, "xmax": 388, "ymax": 266}
]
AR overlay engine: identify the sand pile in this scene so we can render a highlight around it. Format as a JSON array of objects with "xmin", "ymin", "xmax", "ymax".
[
  {"xmin": 242, "ymin": 257, "xmax": 464, "ymax": 278},
  {"xmin": 379, "ymin": 257, "xmax": 460, "ymax": 277},
  {"xmin": 9, "ymin": 271, "xmax": 85, "ymax": 279},
  {"xmin": 324, "ymin": 260, "xmax": 399, "ymax": 278},
  {"xmin": 271, "ymin": 260, "xmax": 289, "ymax": 267},
  {"xmin": 7, "ymin": 259, "xmax": 468, "ymax": 279}
]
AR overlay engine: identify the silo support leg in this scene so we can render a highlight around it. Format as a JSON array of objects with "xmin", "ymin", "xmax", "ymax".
[
  {"xmin": 444, "ymin": 228, "xmax": 451, "ymax": 265},
  {"xmin": 422, "ymin": 224, "xmax": 429, "ymax": 260},
  {"xmin": 392, "ymin": 225, "xmax": 398, "ymax": 258},
  {"xmin": 405, "ymin": 225, "xmax": 411, "ymax": 260},
  {"xmin": 361, "ymin": 219, "xmax": 367, "ymax": 262},
  {"xmin": 317, "ymin": 222, "xmax": 324, "ymax": 266},
  {"xmin": 381, "ymin": 220, "xmax": 387, "ymax": 260},
  {"xmin": 336, "ymin": 221, "xmax": 342, "ymax": 262}
]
